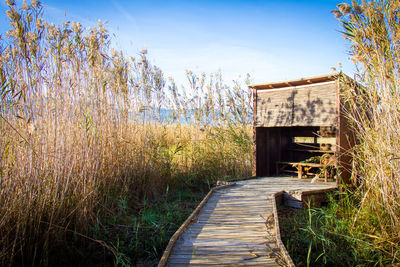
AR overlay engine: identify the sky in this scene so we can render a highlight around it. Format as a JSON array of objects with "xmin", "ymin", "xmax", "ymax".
[{"xmin": 0, "ymin": 0, "xmax": 354, "ymax": 87}]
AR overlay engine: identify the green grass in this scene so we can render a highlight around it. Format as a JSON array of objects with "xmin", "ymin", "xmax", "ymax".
[
  {"xmin": 45, "ymin": 186, "xmax": 206, "ymax": 266},
  {"xmin": 278, "ymin": 191, "xmax": 398, "ymax": 266}
]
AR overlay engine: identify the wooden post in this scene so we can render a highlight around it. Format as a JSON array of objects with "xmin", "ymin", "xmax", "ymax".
[
  {"xmin": 298, "ymin": 166, "xmax": 303, "ymax": 179},
  {"xmin": 252, "ymin": 87, "xmax": 257, "ymax": 176}
]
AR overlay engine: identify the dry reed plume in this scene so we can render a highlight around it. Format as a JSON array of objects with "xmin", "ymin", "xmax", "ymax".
[{"xmin": 334, "ymin": 0, "xmax": 400, "ymax": 261}]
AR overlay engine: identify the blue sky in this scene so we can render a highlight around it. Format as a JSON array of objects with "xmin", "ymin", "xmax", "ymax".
[{"xmin": 0, "ymin": 0, "xmax": 354, "ymax": 86}]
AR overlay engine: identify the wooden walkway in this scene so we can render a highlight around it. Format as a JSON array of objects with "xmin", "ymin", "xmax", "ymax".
[{"xmin": 162, "ymin": 176, "xmax": 336, "ymax": 266}]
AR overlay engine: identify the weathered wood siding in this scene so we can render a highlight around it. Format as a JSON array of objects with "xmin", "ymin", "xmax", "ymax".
[
  {"xmin": 255, "ymin": 82, "xmax": 337, "ymax": 127},
  {"xmin": 338, "ymin": 80, "xmax": 356, "ymax": 185},
  {"xmin": 255, "ymin": 88, "xmax": 294, "ymax": 127},
  {"xmin": 292, "ymin": 82, "xmax": 337, "ymax": 126}
]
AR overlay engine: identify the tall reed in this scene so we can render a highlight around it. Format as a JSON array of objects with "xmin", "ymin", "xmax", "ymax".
[
  {"xmin": 0, "ymin": 1, "xmax": 253, "ymax": 265},
  {"xmin": 333, "ymin": 0, "xmax": 400, "ymax": 261}
]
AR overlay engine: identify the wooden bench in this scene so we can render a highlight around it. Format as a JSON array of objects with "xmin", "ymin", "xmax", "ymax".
[{"xmin": 276, "ymin": 161, "xmax": 335, "ymax": 182}]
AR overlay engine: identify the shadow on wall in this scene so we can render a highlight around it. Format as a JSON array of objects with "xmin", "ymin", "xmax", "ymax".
[{"xmin": 256, "ymin": 84, "xmax": 337, "ymax": 127}]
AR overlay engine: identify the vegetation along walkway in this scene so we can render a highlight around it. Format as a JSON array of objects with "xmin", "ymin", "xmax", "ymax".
[{"xmin": 160, "ymin": 176, "xmax": 336, "ymax": 266}]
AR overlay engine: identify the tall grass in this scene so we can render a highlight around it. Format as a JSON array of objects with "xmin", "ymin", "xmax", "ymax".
[
  {"xmin": 279, "ymin": 191, "xmax": 392, "ymax": 266},
  {"xmin": 0, "ymin": 1, "xmax": 252, "ymax": 265},
  {"xmin": 331, "ymin": 0, "xmax": 400, "ymax": 262},
  {"xmin": 279, "ymin": 2, "xmax": 400, "ymax": 265}
]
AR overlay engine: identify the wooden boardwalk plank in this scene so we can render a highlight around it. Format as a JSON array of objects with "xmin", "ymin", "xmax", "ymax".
[{"xmin": 161, "ymin": 176, "xmax": 336, "ymax": 266}]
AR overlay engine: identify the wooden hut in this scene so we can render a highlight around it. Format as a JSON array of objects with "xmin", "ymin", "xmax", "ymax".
[{"xmin": 250, "ymin": 73, "xmax": 355, "ymax": 184}]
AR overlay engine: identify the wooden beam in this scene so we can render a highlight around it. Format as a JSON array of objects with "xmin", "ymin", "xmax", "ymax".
[{"xmin": 249, "ymin": 72, "xmax": 340, "ymax": 90}]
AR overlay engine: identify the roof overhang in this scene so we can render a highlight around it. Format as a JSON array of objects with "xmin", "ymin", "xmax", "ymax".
[{"xmin": 249, "ymin": 72, "xmax": 340, "ymax": 90}]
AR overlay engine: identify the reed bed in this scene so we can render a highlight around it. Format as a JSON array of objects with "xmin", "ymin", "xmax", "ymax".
[
  {"xmin": 332, "ymin": 0, "xmax": 400, "ymax": 262},
  {"xmin": 0, "ymin": 1, "xmax": 252, "ymax": 265},
  {"xmin": 271, "ymin": 2, "xmax": 400, "ymax": 265}
]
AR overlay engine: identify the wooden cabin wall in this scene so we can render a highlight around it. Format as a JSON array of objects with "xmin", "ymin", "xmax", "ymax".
[
  {"xmin": 255, "ymin": 82, "xmax": 337, "ymax": 128},
  {"xmin": 255, "ymin": 89, "xmax": 294, "ymax": 127},
  {"xmin": 255, "ymin": 127, "xmax": 268, "ymax": 176},
  {"xmin": 280, "ymin": 129, "xmax": 291, "ymax": 163},
  {"xmin": 255, "ymin": 127, "xmax": 290, "ymax": 176},
  {"xmin": 292, "ymin": 82, "xmax": 336, "ymax": 126},
  {"xmin": 338, "ymin": 86, "xmax": 357, "ymax": 185}
]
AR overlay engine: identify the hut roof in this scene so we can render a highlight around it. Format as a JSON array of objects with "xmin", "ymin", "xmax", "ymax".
[{"xmin": 249, "ymin": 72, "xmax": 340, "ymax": 90}]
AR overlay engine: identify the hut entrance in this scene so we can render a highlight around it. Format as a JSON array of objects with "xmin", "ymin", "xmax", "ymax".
[
  {"xmin": 255, "ymin": 126, "xmax": 336, "ymax": 181},
  {"xmin": 250, "ymin": 73, "xmax": 356, "ymax": 184}
]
